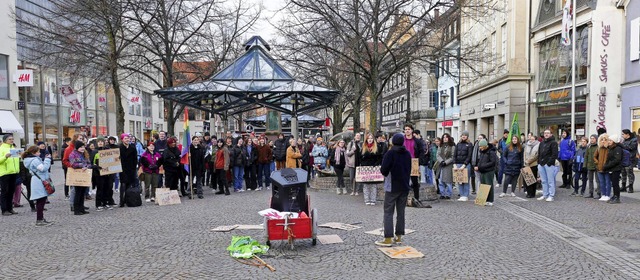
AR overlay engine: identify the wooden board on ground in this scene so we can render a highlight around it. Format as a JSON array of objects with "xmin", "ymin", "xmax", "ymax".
[
  {"xmin": 364, "ymin": 228, "xmax": 416, "ymax": 236},
  {"xmin": 474, "ymin": 184, "xmax": 491, "ymax": 206},
  {"xmin": 156, "ymin": 188, "xmax": 181, "ymax": 206},
  {"xmin": 410, "ymin": 158, "xmax": 420, "ymax": 177},
  {"xmin": 98, "ymin": 148, "xmax": 123, "ymax": 175},
  {"xmin": 453, "ymin": 168, "xmax": 469, "ymax": 184},
  {"xmin": 355, "ymin": 166, "xmax": 384, "ymax": 182},
  {"xmin": 317, "ymin": 235, "xmax": 344, "ymax": 244},
  {"xmin": 234, "ymin": 224, "xmax": 263, "ymax": 230},
  {"xmin": 210, "ymin": 225, "xmax": 238, "ymax": 232},
  {"xmin": 378, "ymin": 246, "xmax": 424, "ymax": 259},
  {"xmin": 521, "ymin": 166, "xmax": 537, "ymax": 186},
  {"xmin": 66, "ymin": 169, "xmax": 93, "ymax": 187},
  {"xmin": 318, "ymin": 222, "xmax": 362, "ymax": 231}
]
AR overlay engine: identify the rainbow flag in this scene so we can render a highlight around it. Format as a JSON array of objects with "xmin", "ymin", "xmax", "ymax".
[{"xmin": 180, "ymin": 107, "xmax": 191, "ymax": 172}]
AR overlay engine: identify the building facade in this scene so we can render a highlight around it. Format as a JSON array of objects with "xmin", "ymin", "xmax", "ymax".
[
  {"xmin": 0, "ymin": 0, "xmax": 24, "ymax": 142},
  {"xmin": 530, "ymin": 0, "xmax": 625, "ymax": 138},
  {"xmin": 435, "ymin": 6, "xmax": 461, "ymax": 138},
  {"xmin": 620, "ymin": 0, "xmax": 640, "ymax": 134}
]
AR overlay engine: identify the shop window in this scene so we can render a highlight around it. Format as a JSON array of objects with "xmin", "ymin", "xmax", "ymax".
[
  {"xmin": 0, "ymin": 55, "xmax": 8, "ymax": 99},
  {"xmin": 538, "ymin": 25, "xmax": 589, "ymax": 90},
  {"xmin": 632, "ymin": 108, "xmax": 640, "ymax": 135}
]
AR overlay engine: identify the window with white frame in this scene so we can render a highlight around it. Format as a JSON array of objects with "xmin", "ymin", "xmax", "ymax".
[
  {"xmin": 491, "ymin": 32, "xmax": 497, "ymax": 69},
  {"xmin": 631, "ymin": 17, "xmax": 640, "ymax": 61},
  {"xmin": 0, "ymin": 55, "xmax": 8, "ymax": 99}
]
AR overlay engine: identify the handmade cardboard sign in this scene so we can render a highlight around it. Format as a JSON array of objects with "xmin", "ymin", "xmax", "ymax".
[
  {"xmin": 98, "ymin": 148, "xmax": 123, "ymax": 175},
  {"xmin": 317, "ymin": 235, "xmax": 344, "ymax": 244},
  {"xmin": 318, "ymin": 222, "xmax": 361, "ymax": 231},
  {"xmin": 355, "ymin": 166, "xmax": 384, "ymax": 182},
  {"xmin": 474, "ymin": 184, "xmax": 492, "ymax": 206},
  {"xmin": 521, "ymin": 166, "xmax": 537, "ymax": 186},
  {"xmin": 9, "ymin": 148, "xmax": 24, "ymax": 157},
  {"xmin": 364, "ymin": 228, "xmax": 416, "ymax": 236},
  {"xmin": 234, "ymin": 224, "xmax": 264, "ymax": 230},
  {"xmin": 453, "ymin": 168, "xmax": 469, "ymax": 184},
  {"xmin": 156, "ymin": 188, "xmax": 181, "ymax": 206},
  {"xmin": 378, "ymin": 246, "xmax": 424, "ymax": 259},
  {"xmin": 210, "ymin": 225, "xmax": 238, "ymax": 232},
  {"xmin": 410, "ymin": 158, "xmax": 420, "ymax": 176},
  {"xmin": 66, "ymin": 169, "xmax": 93, "ymax": 187}
]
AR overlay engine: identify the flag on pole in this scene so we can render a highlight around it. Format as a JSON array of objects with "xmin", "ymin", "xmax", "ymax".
[
  {"xmin": 180, "ymin": 108, "xmax": 191, "ymax": 173},
  {"xmin": 561, "ymin": 0, "xmax": 573, "ymax": 46},
  {"xmin": 506, "ymin": 113, "xmax": 520, "ymax": 145}
]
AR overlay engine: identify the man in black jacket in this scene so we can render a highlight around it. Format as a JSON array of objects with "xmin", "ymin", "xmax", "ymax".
[
  {"xmin": 453, "ymin": 131, "xmax": 474, "ymax": 201},
  {"xmin": 119, "ymin": 134, "xmax": 139, "ymax": 207},
  {"xmin": 620, "ymin": 129, "xmax": 637, "ymax": 193},
  {"xmin": 403, "ymin": 124, "xmax": 425, "ymax": 200},
  {"xmin": 231, "ymin": 138, "xmax": 247, "ymax": 192},
  {"xmin": 189, "ymin": 136, "xmax": 206, "ymax": 199},
  {"xmin": 537, "ymin": 129, "xmax": 559, "ymax": 202},
  {"xmin": 273, "ymin": 134, "xmax": 288, "ymax": 170}
]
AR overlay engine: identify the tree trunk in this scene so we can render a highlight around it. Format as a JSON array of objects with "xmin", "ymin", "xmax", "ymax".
[
  {"xmin": 167, "ymin": 100, "xmax": 175, "ymax": 135},
  {"xmin": 332, "ymin": 104, "xmax": 343, "ymax": 133},
  {"xmin": 368, "ymin": 81, "xmax": 379, "ymax": 133},
  {"xmin": 111, "ymin": 68, "xmax": 125, "ymax": 135}
]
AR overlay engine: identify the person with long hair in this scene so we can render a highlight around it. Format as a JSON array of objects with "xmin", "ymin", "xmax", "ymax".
[
  {"xmin": 163, "ymin": 137, "xmax": 181, "ymax": 193},
  {"xmin": 523, "ymin": 133, "xmax": 540, "ymax": 198},
  {"xmin": 214, "ymin": 138, "xmax": 231, "ymax": 195},
  {"xmin": 475, "ymin": 139, "xmax": 497, "ymax": 206},
  {"xmin": 91, "ymin": 138, "xmax": 114, "ymax": 211},
  {"xmin": 68, "ymin": 141, "xmax": 94, "ymax": 215},
  {"xmin": 140, "ymin": 143, "xmax": 162, "ymax": 202},
  {"xmin": 437, "ymin": 133, "xmax": 455, "ymax": 199},
  {"xmin": 256, "ymin": 137, "xmax": 272, "ymax": 191},
  {"xmin": 453, "ymin": 131, "xmax": 473, "ymax": 201},
  {"xmin": 361, "ymin": 133, "xmax": 382, "ymax": 205},
  {"xmin": 285, "ymin": 138, "xmax": 302, "ymax": 169},
  {"xmin": 346, "ymin": 133, "xmax": 362, "ymax": 195},
  {"xmin": 22, "ymin": 145, "xmax": 54, "ymax": 225},
  {"xmin": 603, "ymin": 134, "xmax": 623, "ymax": 204},
  {"xmin": 431, "ymin": 137, "xmax": 441, "ymax": 192},
  {"xmin": 499, "ymin": 135, "xmax": 524, "ymax": 197},
  {"xmin": 330, "ymin": 140, "xmax": 347, "ymax": 195},
  {"xmin": 585, "ymin": 134, "xmax": 600, "ymax": 198}
]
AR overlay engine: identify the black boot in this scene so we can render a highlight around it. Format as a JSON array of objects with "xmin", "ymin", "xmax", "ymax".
[
  {"xmin": 608, "ymin": 196, "xmax": 620, "ymax": 204},
  {"xmin": 224, "ymin": 186, "xmax": 230, "ymax": 195},
  {"xmin": 620, "ymin": 185, "xmax": 627, "ymax": 192},
  {"xmin": 627, "ymin": 185, "xmax": 634, "ymax": 193}
]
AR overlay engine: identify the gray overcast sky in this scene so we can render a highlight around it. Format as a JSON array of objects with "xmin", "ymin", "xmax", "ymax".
[{"xmin": 247, "ymin": 0, "xmax": 287, "ymax": 43}]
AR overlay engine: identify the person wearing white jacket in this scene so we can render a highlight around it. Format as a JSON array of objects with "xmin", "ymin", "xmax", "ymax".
[
  {"xmin": 23, "ymin": 145, "xmax": 54, "ymax": 226},
  {"xmin": 345, "ymin": 133, "xmax": 362, "ymax": 195}
]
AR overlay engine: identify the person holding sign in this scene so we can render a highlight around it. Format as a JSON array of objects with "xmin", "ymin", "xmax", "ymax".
[
  {"xmin": 437, "ymin": 133, "xmax": 455, "ymax": 200},
  {"xmin": 474, "ymin": 140, "xmax": 497, "ymax": 206},
  {"xmin": 499, "ymin": 136, "xmax": 523, "ymax": 198},
  {"xmin": 92, "ymin": 138, "xmax": 114, "ymax": 211},
  {"xmin": 22, "ymin": 145, "xmax": 54, "ymax": 226},
  {"xmin": 453, "ymin": 131, "xmax": 473, "ymax": 202},
  {"xmin": 523, "ymin": 133, "xmax": 540, "ymax": 198},
  {"xmin": 361, "ymin": 133, "xmax": 383, "ymax": 205},
  {"xmin": 402, "ymin": 125, "xmax": 426, "ymax": 201},
  {"xmin": 69, "ymin": 141, "xmax": 97, "ymax": 215},
  {"xmin": 0, "ymin": 134, "xmax": 20, "ymax": 216}
]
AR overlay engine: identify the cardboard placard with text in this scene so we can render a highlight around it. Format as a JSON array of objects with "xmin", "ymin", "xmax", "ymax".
[
  {"xmin": 453, "ymin": 168, "xmax": 469, "ymax": 184},
  {"xmin": 521, "ymin": 166, "xmax": 537, "ymax": 186},
  {"xmin": 355, "ymin": 166, "xmax": 384, "ymax": 182},
  {"xmin": 98, "ymin": 148, "xmax": 123, "ymax": 175},
  {"xmin": 156, "ymin": 188, "xmax": 181, "ymax": 206},
  {"xmin": 410, "ymin": 158, "xmax": 420, "ymax": 177},
  {"xmin": 474, "ymin": 184, "xmax": 492, "ymax": 206},
  {"xmin": 66, "ymin": 169, "xmax": 93, "ymax": 187}
]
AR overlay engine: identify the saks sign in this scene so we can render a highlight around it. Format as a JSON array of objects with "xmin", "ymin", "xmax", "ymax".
[{"xmin": 14, "ymin": 70, "xmax": 34, "ymax": 87}]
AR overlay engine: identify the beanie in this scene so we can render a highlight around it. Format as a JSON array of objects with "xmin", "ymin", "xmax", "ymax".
[
  {"xmin": 204, "ymin": 132, "xmax": 211, "ymax": 137},
  {"xmin": 461, "ymin": 131, "xmax": 469, "ymax": 137},
  {"xmin": 391, "ymin": 133, "xmax": 404, "ymax": 146},
  {"xmin": 2, "ymin": 134, "xmax": 12, "ymax": 142},
  {"xmin": 609, "ymin": 134, "xmax": 619, "ymax": 143},
  {"xmin": 479, "ymin": 139, "xmax": 488, "ymax": 147},
  {"xmin": 590, "ymin": 134, "xmax": 598, "ymax": 140},
  {"xmin": 37, "ymin": 141, "xmax": 45, "ymax": 146},
  {"xmin": 74, "ymin": 141, "xmax": 85, "ymax": 150}
]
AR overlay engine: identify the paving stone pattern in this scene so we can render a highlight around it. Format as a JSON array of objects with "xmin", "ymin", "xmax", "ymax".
[{"xmin": 0, "ymin": 167, "xmax": 638, "ymax": 279}]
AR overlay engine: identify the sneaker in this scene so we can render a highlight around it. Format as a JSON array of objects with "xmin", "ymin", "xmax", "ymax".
[
  {"xmin": 256, "ymin": 187, "xmax": 262, "ymax": 191},
  {"xmin": 485, "ymin": 202, "xmax": 494, "ymax": 206},
  {"xmin": 35, "ymin": 220, "xmax": 48, "ymax": 227},
  {"xmin": 375, "ymin": 238, "xmax": 393, "ymax": 247},
  {"xmin": 114, "ymin": 189, "xmax": 119, "ymax": 193},
  {"xmin": 495, "ymin": 184, "xmax": 500, "ymax": 188},
  {"xmin": 266, "ymin": 187, "xmax": 271, "ymax": 190},
  {"xmin": 499, "ymin": 193, "xmax": 507, "ymax": 198},
  {"xmin": 64, "ymin": 196, "xmax": 70, "ymax": 200},
  {"xmin": 106, "ymin": 205, "xmax": 114, "ymax": 210},
  {"xmin": 471, "ymin": 191, "xmax": 476, "ymax": 195},
  {"xmin": 537, "ymin": 196, "xmax": 547, "ymax": 201},
  {"xmin": 545, "ymin": 197, "xmax": 554, "ymax": 202},
  {"xmin": 239, "ymin": 189, "xmax": 245, "ymax": 192},
  {"xmin": 510, "ymin": 192, "xmax": 516, "ymax": 197},
  {"xmin": 42, "ymin": 220, "xmax": 54, "ymax": 226},
  {"xmin": 150, "ymin": 198, "xmax": 155, "ymax": 202},
  {"xmin": 457, "ymin": 197, "xmax": 468, "ymax": 202},
  {"xmin": 393, "ymin": 235, "xmax": 403, "ymax": 244},
  {"xmin": 96, "ymin": 207, "xmax": 105, "ymax": 212},
  {"xmin": 570, "ymin": 192, "xmax": 577, "ymax": 196},
  {"xmin": 598, "ymin": 196, "xmax": 608, "ymax": 201},
  {"xmin": 145, "ymin": 199, "xmax": 151, "ymax": 202}
]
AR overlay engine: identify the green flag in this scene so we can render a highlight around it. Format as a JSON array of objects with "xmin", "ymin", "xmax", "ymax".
[{"xmin": 506, "ymin": 113, "xmax": 519, "ymax": 145}]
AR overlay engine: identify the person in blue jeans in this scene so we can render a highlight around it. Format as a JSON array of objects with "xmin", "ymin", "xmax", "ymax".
[
  {"xmin": 497, "ymin": 129, "xmax": 509, "ymax": 184},
  {"xmin": 571, "ymin": 137, "xmax": 588, "ymax": 196},
  {"xmin": 230, "ymin": 138, "xmax": 247, "ymax": 192},
  {"xmin": 594, "ymin": 134, "xmax": 612, "ymax": 201},
  {"xmin": 537, "ymin": 129, "xmax": 559, "ymax": 202},
  {"xmin": 558, "ymin": 130, "xmax": 576, "ymax": 189},
  {"xmin": 453, "ymin": 131, "xmax": 473, "ymax": 201}
]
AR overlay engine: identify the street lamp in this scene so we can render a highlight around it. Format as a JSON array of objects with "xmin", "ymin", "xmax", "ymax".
[{"xmin": 441, "ymin": 92, "xmax": 449, "ymax": 130}]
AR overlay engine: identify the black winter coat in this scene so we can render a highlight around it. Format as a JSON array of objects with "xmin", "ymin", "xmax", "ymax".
[
  {"xmin": 380, "ymin": 145, "xmax": 411, "ymax": 193},
  {"xmin": 360, "ymin": 148, "xmax": 382, "ymax": 166},
  {"xmin": 538, "ymin": 136, "xmax": 558, "ymax": 166},
  {"xmin": 502, "ymin": 146, "xmax": 524, "ymax": 175},
  {"xmin": 189, "ymin": 144, "xmax": 206, "ymax": 174},
  {"xmin": 163, "ymin": 146, "xmax": 182, "ymax": 172},
  {"xmin": 477, "ymin": 144, "xmax": 498, "ymax": 173},
  {"xmin": 603, "ymin": 144, "xmax": 623, "ymax": 172},
  {"xmin": 454, "ymin": 141, "xmax": 473, "ymax": 165},
  {"xmin": 273, "ymin": 138, "xmax": 288, "ymax": 161},
  {"xmin": 230, "ymin": 145, "xmax": 247, "ymax": 167},
  {"xmin": 246, "ymin": 145, "xmax": 258, "ymax": 166},
  {"xmin": 119, "ymin": 143, "xmax": 138, "ymax": 184}
]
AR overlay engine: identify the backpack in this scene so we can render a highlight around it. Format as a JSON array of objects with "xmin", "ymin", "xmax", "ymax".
[
  {"xmin": 622, "ymin": 149, "xmax": 631, "ymax": 167},
  {"xmin": 125, "ymin": 186, "xmax": 142, "ymax": 207}
]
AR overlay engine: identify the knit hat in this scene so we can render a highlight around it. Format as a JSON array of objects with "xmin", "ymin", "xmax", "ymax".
[
  {"xmin": 590, "ymin": 134, "xmax": 598, "ymax": 140},
  {"xmin": 37, "ymin": 141, "xmax": 45, "ymax": 146},
  {"xmin": 74, "ymin": 141, "xmax": 85, "ymax": 150},
  {"xmin": 108, "ymin": 136, "xmax": 117, "ymax": 142},
  {"xmin": 204, "ymin": 132, "xmax": 211, "ymax": 137},
  {"xmin": 461, "ymin": 131, "xmax": 469, "ymax": 137},
  {"xmin": 2, "ymin": 134, "xmax": 12, "ymax": 142},
  {"xmin": 479, "ymin": 139, "xmax": 488, "ymax": 147},
  {"xmin": 392, "ymin": 133, "xmax": 404, "ymax": 146},
  {"xmin": 167, "ymin": 138, "xmax": 176, "ymax": 145},
  {"xmin": 96, "ymin": 137, "xmax": 106, "ymax": 143},
  {"xmin": 609, "ymin": 134, "xmax": 619, "ymax": 143},
  {"xmin": 503, "ymin": 129, "xmax": 509, "ymax": 134}
]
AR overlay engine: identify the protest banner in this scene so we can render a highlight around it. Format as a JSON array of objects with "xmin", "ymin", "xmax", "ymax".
[
  {"xmin": 521, "ymin": 166, "xmax": 537, "ymax": 186},
  {"xmin": 410, "ymin": 158, "xmax": 420, "ymax": 177},
  {"xmin": 474, "ymin": 184, "xmax": 491, "ymax": 206},
  {"xmin": 98, "ymin": 148, "xmax": 122, "ymax": 175},
  {"xmin": 355, "ymin": 166, "xmax": 384, "ymax": 182},
  {"xmin": 156, "ymin": 188, "xmax": 181, "ymax": 206},
  {"xmin": 66, "ymin": 169, "xmax": 93, "ymax": 187},
  {"xmin": 453, "ymin": 168, "xmax": 469, "ymax": 184}
]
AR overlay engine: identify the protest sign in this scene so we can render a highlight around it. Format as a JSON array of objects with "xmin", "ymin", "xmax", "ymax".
[
  {"xmin": 156, "ymin": 188, "xmax": 181, "ymax": 206},
  {"xmin": 410, "ymin": 158, "xmax": 420, "ymax": 177},
  {"xmin": 521, "ymin": 166, "xmax": 537, "ymax": 186},
  {"xmin": 66, "ymin": 169, "xmax": 93, "ymax": 187},
  {"xmin": 453, "ymin": 168, "xmax": 469, "ymax": 184},
  {"xmin": 355, "ymin": 166, "xmax": 384, "ymax": 182},
  {"xmin": 98, "ymin": 148, "xmax": 122, "ymax": 175},
  {"xmin": 475, "ymin": 184, "xmax": 491, "ymax": 206}
]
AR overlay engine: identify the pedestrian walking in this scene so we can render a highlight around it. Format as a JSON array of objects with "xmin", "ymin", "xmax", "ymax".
[
  {"xmin": 437, "ymin": 133, "xmax": 455, "ymax": 200},
  {"xmin": 537, "ymin": 129, "xmax": 559, "ymax": 202},
  {"xmin": 375, "ymin": 133, "xmax": 411, "ymax": 247},
  {"xmin": 22, "ymin": 145, "xmax": 54, "ymax": 225},
  {"xmin": 499, "ymin": 135, "xmax": 523, "ymax": 198}
]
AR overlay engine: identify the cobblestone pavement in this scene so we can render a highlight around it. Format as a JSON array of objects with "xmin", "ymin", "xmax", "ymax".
[{"xmin": 0, "ymin": 167, "xmax": 639, "ymax": 279}]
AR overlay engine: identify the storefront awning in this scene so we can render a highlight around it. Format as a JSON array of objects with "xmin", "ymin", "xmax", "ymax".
[{"xmin": 0, "ymin": 110, "xmax": 25, "ymax": 137}]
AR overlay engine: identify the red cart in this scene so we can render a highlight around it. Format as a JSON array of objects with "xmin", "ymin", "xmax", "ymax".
[{"xmin": 264, "ymin": 195, "xmax": 318, "ymax": 249}]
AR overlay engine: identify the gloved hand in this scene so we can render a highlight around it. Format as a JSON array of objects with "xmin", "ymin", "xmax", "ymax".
[
  {"xmin": 149, "ymin": 165, "xmax": 157, "ymax": 169},
  {"xmin": 91, "ymin": 164, "xmax": 102, "ymax": 170},
  {"xmin": 441, "ymin": 161, "xmax": 446, "ymax": 166}
]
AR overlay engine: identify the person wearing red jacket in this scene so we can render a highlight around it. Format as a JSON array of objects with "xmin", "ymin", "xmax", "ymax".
[
  {"xmin": 256, "ymin": 137, "xmax": 273, "ymax": 191},
  {"xmin": 63, "ymin": 134, "xmax": 87, "ymax": 211}
]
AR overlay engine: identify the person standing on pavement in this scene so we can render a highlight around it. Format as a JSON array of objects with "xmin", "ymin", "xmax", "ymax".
[
  {"xmin": 60, "ymin": 137, "xmax": 71, "ymax": 197},
  {"xmin": 0, "ymin": 134, "xmax": 20, "ymax": 216},
  {"xmin": 453, "ymin": 131, "xmax": 473, "ymax": 202},
  {"xmin": 107, "ymin": 136, "xmax": 121, "ymax": 194},
  {"xmin": 497, "ymin": 129, "xmax": 509, "ymax": 185},
  {"xmin": 571, "ymin": 137, "xmax": 588, "ymax": 196},
  {"xmin": 163, "ymin": 137, "xmax": 181, "ymax": 192},
  {"xmin": 154, "ymin": 131, "xmax": 167, "ymax": 187},
  {"xmin": 285, "ymin": 138, "xmax": 302, "ymax": 169},
  {"xmin": 437, "ymin": 133, "xmax": 455, "ymax": 200},
  {"xmin": 431, "ymin": 137, "xmax": 441, "ymax": 192},
  {"xmin": 231, "ymin": 138, "xmax": 247, "ymax": 192},
  {"xmin": 523, "ymin": 133, "xmax": 540, "ymax": 198},
  {"xmin": 361, "ymin": 133, "xmax": 383, "ymax": 205},
  {"xmin": 63, "ymin": 134, "xmax": 87, "ymax": 210},
  {"xmin": 189, "ymin": 136, "xmax": 206, "ymax": 199},
  {"xmin": 68, "ymin": 141, "xmax": 93, "ymax": 215},
  {"xmin": 620, "ymin": 129, "xmax": 637, "ymax": 193},
  {"xmin": 256, "ymin": 137, "xmax": 272, "ymax": 191},
  {"xmin": 594, "ymin": 134, "xmax": 611, "ymax": 201},
  {"xmin": 118, "ymin": 134, "xmax": 139, "ymax": 207},
  {"xmin": 22, "ymin": 145, "xmax": 54, "ymax": 225},
  {"xmin": 92, "ymin": 138, "xmax": 114, "ymax": 210},
  {"xmin": 475, "ymin": 139, "xmax": 497, "ymax": 206},
  {"xmin": 423, "ymin": 138, "xmax": 434, "ymax": 186},
  {"xmin": 558, "ymin": 130, "xmax": 576, "ymax": 189},
  {"xmin": 375, "ymin": 133, "xmax": 411, "ymax": 247},
  {"xmin": 329, "ymin": 140, "xmax": 347, "ymax": 195},
  {"xmin": 214, "ymin": 138, "xmax": 231, "ymax": 195},
  {"xmin": 311, "ymin": 138, "xmax": 329, "ymax": 173},
  {"xmin": 346, "ymin": 133, "xmax": 362, "ymax": 195},
  {"xmin": 140, "ymin": 143, "xmax": 162, "ymax": 202},
  {"xmin": 537, "ymin": 129, "xmax": 559, "ymax": 202},
  {"xmin": 585, "ymin": 134, "xmax": 600, "ymax": 198},
  {"xmin": 499, "ymin": 136, "xmax": 523, "ymax": 198},
  {"xmin": 471, "ymin": 134, "xmax": 487, "ymax": 195},
  {"xmin": 205, "ymin": 136, "xmax": 218, "ymax": 190},
  {"xmin": 273, "ymin": 134, "xmax": 288, "ymax": 171},
  {"xmin": 244, "ymin": 138, "xmax": 258, "ymax": 191},
  {"xmin": 402, "ymin": 124, "xmax": 426, "ymax": 201},
  {"xmin": 603, "ymin": 134, "xmax": 623, "ymax": 204}
]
